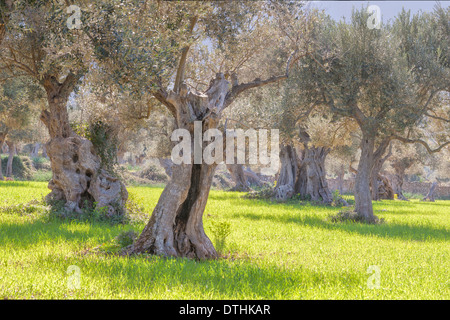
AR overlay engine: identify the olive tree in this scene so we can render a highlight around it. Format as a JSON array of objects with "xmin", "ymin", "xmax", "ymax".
[{"xmin": 287, "ymin": 6, "xmax": 449, "ymax": 222}]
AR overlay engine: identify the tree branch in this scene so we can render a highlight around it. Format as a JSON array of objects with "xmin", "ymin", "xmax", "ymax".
[
  {"xmin": 152, "ymin": 88, "xmax": 177, "ymax": 119},
  {"xmin": 391, "ymin": 135, "xmax": 450, "ymax": 154},
  {"xmin": 173, "ymin": 15, "xmax": 198, "ymax": 93},
  {"xmin": 424, "ymin": 112, "xmax": 450, "ymax": 123},
  {"xmin": 223, "ymin": 50, "xmax": 305, "ymax": 109},
  {"xmin": 1, "ymin": 56, "xmax": 36, "ymax": 76}
]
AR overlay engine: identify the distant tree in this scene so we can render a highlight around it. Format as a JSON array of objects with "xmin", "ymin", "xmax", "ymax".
[
  {"xmin": 0, "ymin": 77, "xmax": 43, "ymax": 179},
  {"xmin": 288, "ymin": 6, "xmax": 449, "ymax": 222}
]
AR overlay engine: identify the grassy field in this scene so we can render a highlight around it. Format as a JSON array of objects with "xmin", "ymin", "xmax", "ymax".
[{"xmin": 0, "ymin": 181, "xmax": 448, "ymax": 299}]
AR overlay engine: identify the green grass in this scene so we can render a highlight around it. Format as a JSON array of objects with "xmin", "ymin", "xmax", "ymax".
[{"xmin": 0, "ymin": 181, "xmax": 448, "ymax": 299}]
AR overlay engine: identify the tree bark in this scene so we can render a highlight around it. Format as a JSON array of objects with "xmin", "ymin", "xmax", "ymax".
[
  {"xmin": 39, "ymin": 75, "xmax": 127, "ymax": 214},
  {"xmin": 158, "ymin": 158, "xmax": 174, "ymax": 178},
  {"xmin": 243, "ymin": 167, "xmax": 264, "ymax": 187},
  {"xmin": 131, "ymin": 162, "xmax": 218, "ymax": 259},
  {"xmin": 302, "ymin": 146, "xmax": 333, "ymax": 203},
  {"xmin": 273, "ymin": 144, "xmax": 299, "ymax": 200},
  {"xmin": 376, "ymin": 173, "xmax": 394, "ymax": 200},
  {"xmin": 354, "ymin": 135, "xmax": 377, "ymax": 222}
]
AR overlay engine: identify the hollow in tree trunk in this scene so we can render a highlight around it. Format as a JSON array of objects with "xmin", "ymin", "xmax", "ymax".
[{"xmin": 40, "ymin": 74, "xmax": 127, "ymax": 214}]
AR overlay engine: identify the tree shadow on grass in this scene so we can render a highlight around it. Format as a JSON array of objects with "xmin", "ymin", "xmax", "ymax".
[
  {"xmin": 231, "ymin": 210, "xmax": 449, "ymax": 242},
  {"xmin": 58, "ymin": 254, "xmax": 365, "ymax": 299},
  {"xmin": 372, "ymin": 200, "xmax": 450, "ymax": 215},
  {"xmin": 0, "ymin": 218, "xmax": 122, "ymax": 248}
]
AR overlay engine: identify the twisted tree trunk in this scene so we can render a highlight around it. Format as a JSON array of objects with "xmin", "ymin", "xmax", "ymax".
[
  {"xmin": 273, "ymin": 144, "xmax": 299, "ymax": 200},
  {"xmin": 40, "ymin": 74, "xmax": 127, "ymax": 214},
  {"xmin": 274, "ymin": 144, "xmax": 332, "ymax": 203},
  {"xmin": 130, "ymin": 76, "xmax": 229, "ymax": 259},
  {"xmin": 302, "ymin": 146, "xmax": 332, "ymax": 203},
  {"xmin": 128, "ymin": 21, "xmax": 300, "ymax": 258}
]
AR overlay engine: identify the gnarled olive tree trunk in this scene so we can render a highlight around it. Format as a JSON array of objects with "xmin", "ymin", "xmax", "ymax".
[
  {"xmin": 131, "ymin": 161, "xmax": 218, "ymax": 259},
  {"xmin": 274, "ymin": 143, "xmax": 332, "ymax": 203},
  {"xmin": 130, "ymin": 75, "xmax": 231, "ymax": 259},
  {"xmin": 274, "ymin": 144, "xmax": 299, "ymax": 200},
  {"xmin": 127, "ymin": 26, "xmax": 298, "ymax": 258},
  {"xmin": 40, "ymin": 75, "xmax": 127, "ymax": 214},
  {"xmin": 302, "ymin": 146, "xmax": 333, "ymax": 203}
]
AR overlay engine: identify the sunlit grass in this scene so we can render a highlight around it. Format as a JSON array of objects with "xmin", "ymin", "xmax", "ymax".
[{"xmin": 0, "ymin": 181, "xmax": 448, "ymax": 299}]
